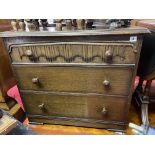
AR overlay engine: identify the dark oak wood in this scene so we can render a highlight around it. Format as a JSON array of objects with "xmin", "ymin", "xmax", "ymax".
[
  {"xmin": 0, "ymin": 26, "xmax": 147, "ymax": 131},
  {"xmin": 0, "ymin": 91, "xmax": 5, "ymax": 102},
  {"xmin": 0, "ymin": 26, "xmax": 149, "ymax": 37},
  {"xmin": 23, "ymin": 103, "xmax": 155, "ymax": 134},
  {"xmin": 28, "ymin": 117, "xmax": 126, "ymax": 131},
  {"xmin": 0, "ymin": 38, "xmax": 16, "ymax": 95},
  {"xmin": 0, "ymin": 20, "xmax": 17, "ymax": 111},
  {"xmin": 21, "ymin": 90, "xmax": 128, "ymax": 122},
  {"xmin": 0, "ymin": 38, "xmax": 16, "ymax": 110},
  {"xmin": 0, "ymin": 19, "xmax": 11, "ymax": 32},
  {"xmin": 9, "ymin": 41, "xmax": 137, "ymax": 64},
  {"xmin": 13, "ymin": 66, "xmax": 134, "ymax": 96}
]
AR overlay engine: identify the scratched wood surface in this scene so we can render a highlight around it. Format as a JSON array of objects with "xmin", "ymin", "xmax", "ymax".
[
  {"xmin": 23, "ymin": 103, "xmax": 153, "ymax": 135},
  {"xmin": 0, "ymin": 26, "xmax": 149, "ymax": 37},
  {"xmin": 14, "ymin": 66, "xmax": 133, "ymax": 96}
]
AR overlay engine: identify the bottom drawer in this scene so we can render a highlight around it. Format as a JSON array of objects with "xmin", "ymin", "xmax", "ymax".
[{"xmin": 21, "ymin": 91, "xmax": 129, "ymax": 123}]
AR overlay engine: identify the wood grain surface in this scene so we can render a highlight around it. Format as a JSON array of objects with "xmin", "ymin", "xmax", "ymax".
[
  {"xmin": 10, "ymin": 41, "xmax": 136, "ymax": 64},
  {"xmin": 0, "ymin": 26, "xmax": 149, "ymax": 37},
  {"xmin": 0, "ymin": 38, "xmax": 16, "ymax": 110},
  {"xmin": 0, "ymin": 38, "xmax": 16, "ymax": 100},
  {"xmin": 14, "ymin": 66, "xmax": 133, "ymax": 96},
  {"xmin": 23, "ymin": 103, "xmax": 150, "ymax": 135},
  {"xmin": 21, "ymin": 90, "xmax": 128, "ymax": 121},
  {"xmin": 0, "ymin": 91, "xmax": 5, "ymax": 102},
  {"xmin": 1, "ymin": 27, "xmax": 147, "ymax": 131}
]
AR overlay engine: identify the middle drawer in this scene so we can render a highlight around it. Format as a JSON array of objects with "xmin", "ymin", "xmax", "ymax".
[{"xmin": 13, "ymin": 65, "xmax": 133, "ymax": 96}]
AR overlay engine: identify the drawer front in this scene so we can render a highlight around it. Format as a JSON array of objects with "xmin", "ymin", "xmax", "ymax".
[
  {"xmin": 9, "ymin": 42, "xmax": 137, "ymax": 64},
  {"xmin": 21, "ymin": 91, "xmax": 128, "ymax": 122},
  {"xmin": 14, "ymin": 66, "xmax": 133, "ymax": 96}
]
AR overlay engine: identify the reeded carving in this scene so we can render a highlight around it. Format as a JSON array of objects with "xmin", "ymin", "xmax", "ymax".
[{"xmin": 9, "ymin": 42, "xmax": 136, "ymax": 64}]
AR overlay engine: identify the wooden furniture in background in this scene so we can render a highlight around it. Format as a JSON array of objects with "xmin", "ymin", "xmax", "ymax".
[
  {"xmin": 0, "ymin": 19, "xmax": 14, "ymax": 110},
  {"xmin": 0, "ymin": 25, "xmax": 148, "ymax": 132},
  {"xmin": 0, "ymin": 35, "xmax": 16, "ymax": 110},
  {"xmin": 0, "ymin": 19, "xmax": 24, "ymax": 120},
  {"xmin": 0, "ymin": 19, "xmax": 11, "ymax": 32},
  {"xmin": 0, "ymin": 23, "xmax": 16, "ymax": 110}
]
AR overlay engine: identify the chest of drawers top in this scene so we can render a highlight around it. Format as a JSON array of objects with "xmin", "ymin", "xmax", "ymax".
[
  {"xmin": 0, "ymin": 27, "xmax": 149, "ymax": 66},
  {"xmin": 0, "ymin": 26, "xmax": 149, "ymax": 37}
]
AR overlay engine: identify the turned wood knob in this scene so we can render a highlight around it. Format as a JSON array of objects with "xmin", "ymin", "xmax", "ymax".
[
  {"xmin": 55, "ymin": 19, "xmax": 63, "ymax": 31},
  {"xmin": 11, "ymin": 20, "xmax": 17, "ymax": 31},
  {"xmin": 102, "ymin": 80, "xmax": 110, "ymax": 87},
  {"xmin": 56, "ymin": 22, "xmax": 62, "ymax": 31},
  {"xmin": 105, "ymin": 49, "xmax": 113, "ymax": 63},
  {"xmin": 101, "ymin": 107, "xmax": 108, "ymax": 115},
  {"xmin": 65, "ymin": 19, "xmax": 72, "ymax": 30},
  {"xmin": 32, "ymin": 77, "xmax": 39, "ymax": 84},
  {"xmin": 25, "ymin": 19, "xmax": 36, "ymax": 31},
  {"xmin": 26, "ymin": 50, "xmax": 33, "ymax": 56},
  {"xmin": 18, "ymin": 19, "xmax": 26, "ymax": 31},
  {"xmin": 77, "ymin": 19, "xmax": 85, "ymax": 30},
  {"xmin": 38, "ymin": 103, "xmax": 45, "ymax": 110}
]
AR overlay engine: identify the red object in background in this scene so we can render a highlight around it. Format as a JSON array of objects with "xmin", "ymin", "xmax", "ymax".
[
  {"xmin": 7, "ymin": 85, "xmax": 25, "ymax": 111},
  {"xmin": 134, "ymin": 76, "xmax": 139, "ymax": 88},
  {"xmin": 6, "ymin": 76, "xmax": 155, "ymax": 112},
  {"xmin": 135, "ymin": 76, "xmax": 155, "ymax": 96}
]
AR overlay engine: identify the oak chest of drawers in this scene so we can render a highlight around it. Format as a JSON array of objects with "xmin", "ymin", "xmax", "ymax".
[{"xmin": 0, "ymin": 27, "xmax": 148, "ymax": 131}]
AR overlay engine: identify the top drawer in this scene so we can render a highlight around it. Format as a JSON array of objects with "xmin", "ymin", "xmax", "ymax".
[{"xmin": 9, "ymin": 42, "xmax": 137, "ymax": 64}]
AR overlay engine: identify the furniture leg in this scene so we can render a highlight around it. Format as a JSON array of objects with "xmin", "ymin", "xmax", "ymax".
[{"xmin": 141, "ymin": 80, "xmax": 152, "ymax": 134}]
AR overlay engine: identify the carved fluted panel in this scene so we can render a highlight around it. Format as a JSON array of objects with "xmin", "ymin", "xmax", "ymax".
[{"xmin": 9, "ymin": 42, "xmax": 136, "ymax": 64}]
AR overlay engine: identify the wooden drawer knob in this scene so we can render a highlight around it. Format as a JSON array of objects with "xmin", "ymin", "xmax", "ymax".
[
  {"xmin": 101, "ymin": 107, "xmax": 108, "ymax": 115},
  {"xmin": 38, "ymin": 103, "xmax": 45, "ymax": 110},
  {"xmin": 105, "ymin": 49, "xmax": 113, "ymax": 63},
  {"xmin": 56, "ymin": 23, "xmax": 62, "ymax": 31},
  {"xmin": 102, "ymin": 80, "xmax": 110, "ymax": 86},
  {"xmin": 26, "ymin": 50, "xmax": 33, "ymax": 56},
  {"xmin": 11, "ymin": 20, "xmax": 17, "ymax": 31},
  {"xmin": 65, "ymin": 19, "xmax": 72, "ymax": 30},
  {"xmin": 18, "ymin": 19, "xmax": 26, "ymax": 31},
  {"xmin": 32, "ymin": 77, "xmax": 39, "ymax": 84}
]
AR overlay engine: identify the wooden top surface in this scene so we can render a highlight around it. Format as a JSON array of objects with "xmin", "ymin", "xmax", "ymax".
[
  {"xmin": 0, "ymin": 26, "xmax": 149, "ymax": 38},
  {"xmin": 136, "ymin": 20, "xmax": 155, "ymax": 31}
]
